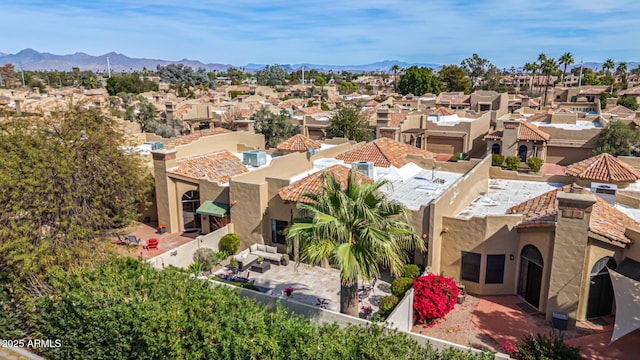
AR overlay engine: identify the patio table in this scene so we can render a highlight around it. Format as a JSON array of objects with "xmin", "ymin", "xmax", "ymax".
[{"xmin": 250, "ymin": 261, "xmax": 271, "ymax": 273}]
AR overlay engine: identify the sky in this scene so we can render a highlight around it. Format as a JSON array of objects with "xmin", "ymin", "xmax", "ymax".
[{"xmin": 1, "ymin": 0, "xmax": 639, "ymax": 68}]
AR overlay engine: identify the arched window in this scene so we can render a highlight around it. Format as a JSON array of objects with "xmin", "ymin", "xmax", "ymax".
[
  {"xmin": 521, "ymin": 245, "xmax": 543, "ymax": 266},
  {"xmin": 491, "ymin": 143, "xmax": 501, "ymax": 154}
]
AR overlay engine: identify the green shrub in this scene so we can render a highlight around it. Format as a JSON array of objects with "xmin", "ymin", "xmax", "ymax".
[
  {"xmin": 379, "ymin": 295, "xmax": 400, "ymax": 317},
  {"xmin": 188, "ymin": 262, "xmax": 203, "ymax": 276},
  {"xmin": 526, "ymin": 157, "xmax": 543, "ymax": 172},
  {"xmin": 391, "ymin": 277, "xmax": 414, "ymax": 297},
  {"xmin": 214, "ymin": 250, "xmax": 229, "ymax": 265},
  {"xmin": 449, "ymin": 155, "xmax": 459, "ymax": 162},
  {"xmin": 491, "ymin": 154, "xmax": 504, "ymax": 167},
  {"xmin": 219, "ymin": 233, "xmax": 240, "ymax": 254},
  {"xmin": 193, "ymin": 248, "xmax": 216, "ymax": 269},
  {"xmin": 401, "ymin": 264, "xmax": 421, "ymax": 279},
  {"xmin": 505, "ymin": 156, "xmax": 520, "ymax": 171},
  {"xmin": 514, "ymin": 330, "xmax": 582, "ymax": 360},
  {"xmin": 454, "ymin": 152, "xmax": 466, "ymax": 160}
]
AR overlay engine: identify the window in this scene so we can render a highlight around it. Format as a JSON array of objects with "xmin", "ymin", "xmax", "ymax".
[
  {"xmin": 271, "ymin": 219, "xmax": 288, "ymax": 244},
  {"xmin": 461, "ymin": 252, "xmax": 481, "ymax": 283},
  {"xmin": 485, "ymin": 255, "xmax": 505, "ymax": 284}
]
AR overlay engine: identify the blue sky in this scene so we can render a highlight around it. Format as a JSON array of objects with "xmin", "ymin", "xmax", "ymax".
[{"xmin": 1, "ymin": 0, "xmax": 638, "ymax": 67}]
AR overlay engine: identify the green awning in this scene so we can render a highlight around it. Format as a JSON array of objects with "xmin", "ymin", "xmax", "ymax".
[{"xmin": 196, "ymin": 201, "xmax": 230, "ymax": 217}]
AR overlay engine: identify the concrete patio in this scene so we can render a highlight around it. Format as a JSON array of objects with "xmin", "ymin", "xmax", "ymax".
[
  {"xmin": 214, "ymin": 262, "xmax": 394, "ymax": 316},
  {"xmin": 111, "ymin": 222, "xmax": 200, "ymax": 259}
]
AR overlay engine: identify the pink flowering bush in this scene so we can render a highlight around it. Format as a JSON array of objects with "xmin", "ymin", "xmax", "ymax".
[{"xmin": 412, "ymin": 274, "xmax": 458, "ymax": 327}]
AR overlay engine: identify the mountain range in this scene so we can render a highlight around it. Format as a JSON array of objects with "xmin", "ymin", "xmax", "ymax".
[{"xmin": 0, "ymin": 49, "xmax": 438, "ymax": 73}]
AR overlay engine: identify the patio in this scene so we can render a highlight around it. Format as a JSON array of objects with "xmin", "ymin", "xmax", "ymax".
[
  {"xmin": 111, "ymin": 222, "xmax": 199, "ymax": 259},
  {"xmin": 213, "ymin": 262, "xmax": 394, "ymax": 316}
]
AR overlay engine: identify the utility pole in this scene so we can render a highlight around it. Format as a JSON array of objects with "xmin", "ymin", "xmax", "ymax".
[
  {"xmin": 107, "ymin": 56, "xmax": 111, "ymax": 78},
  {"xmin": 301, "ymin": 66, "xmax": 305, "ymax": 85},
  {"xmin": 578, "ymin": 58, "xmax": 584, "ymax": 88},
  {"xmin": 19, "ymin": 64, "xmax": 25, "ymax": 87}
]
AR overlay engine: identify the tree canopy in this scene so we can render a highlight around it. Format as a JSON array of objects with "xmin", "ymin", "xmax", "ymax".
[
  {"xmin": 594, "ymin": 120, "xmax": 640, "ymax": 156},
  {"xmin": 461, "ymin": 54, "xmax": 496, "ymax": 91},
  {"xmin": 437, "ymin": 65, "xmax": 470, "ymax": 93},
  {"xmin": 156, "ymin": 64, "xmax": 213, "ymax": 88},
  {"xmin": 251, "ymin": 107, "xmax": 300, "ymax": 148},
  {"xmin": 256, "ymin": 64, "xmax": 288, "ymax": 86},
  {"xmin": 0, "ymin": 105, "xmax": 152, "ymax": 281},
  {"xmin": 106, "ymin": 72, "xmax": 158, "ymax": 95},
  {"xmin": 326, "ymin": 104, "xmax": 372, "ymax": 142},
  {"xmin": 396, "ymin": 66, "xmax": 441, "ymax": 96}
]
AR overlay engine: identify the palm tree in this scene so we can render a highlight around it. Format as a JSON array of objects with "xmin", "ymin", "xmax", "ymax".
[
  {"xmin": 541, "ymin": 58, "xmax": 559, "ymax": 106},
  {"xmin": 616, "ymin": 62, "xmax": 628, "ymax": 83},
  {"xmin": 603, "ymin": 59, "xmax": 615, "ymax": 75},
  {"xmin": 523, "ymin": 62, "xmax": 537, "ymax": 94},
  {"xmin": 287, "ymin": 171, "xmax": 424, "ymax": 316},
  {"xmin": 390, "ymin": 64, "xmax": 400, "ymax": 92},
  {"xmin": 559, "ymin": 52, "xmax": 574, "ymax": 86}
]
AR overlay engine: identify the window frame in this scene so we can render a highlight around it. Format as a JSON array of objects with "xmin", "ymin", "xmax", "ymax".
[
  {"xmin": 485, "ymin": 254, "xmax": 506, "ymax": 284},
  {"xmin": 461, "ymin": 251, "xmax": 481, "ymax": 283},
  {"xmin": 271, "ymin": 219, "xmax": 288, "ymax": 245}
]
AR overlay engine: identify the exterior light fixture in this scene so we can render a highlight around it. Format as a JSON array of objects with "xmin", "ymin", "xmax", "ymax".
[{"xmin": 510, "ymin": 254, "xmax": 515, "ymax": 261}]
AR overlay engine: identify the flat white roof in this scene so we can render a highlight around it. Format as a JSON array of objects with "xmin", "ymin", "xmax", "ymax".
[
  {"xmin": 530, "ymin": 120, "xmax": 602, "ymax": 130},
  {"xmin": 456, "ymin": 179, "xmax": 563, "ymax": 219},
  {"xmin": 616, "ymin": 204, "xmax": 640, "ymax": 223},
  {"xmin": 381, "ymin": 170, "xmax": 464, "ymax": 211},
  {"xmin": 426, "ymin": 114, "xmax": 473, "ymax": 126}
]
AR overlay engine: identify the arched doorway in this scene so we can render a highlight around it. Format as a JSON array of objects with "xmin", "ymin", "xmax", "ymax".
[
  {"xmin": 182, "ymin": 190, "xmax": 201, "ymax": 232},
  {"xmin": 587, "ymin": 257, "xmax": 616, "ymax": 319},
  {"xmin": 518, "ymin": 145, "xmax": 528, "ymax": 162},
  {"xmin": 518, "ymin": 245, "xmax": 544, "ymax": 308},
  {"xmin": 491, "ymin": 143, "xmax": 501, "ymax": 154}
]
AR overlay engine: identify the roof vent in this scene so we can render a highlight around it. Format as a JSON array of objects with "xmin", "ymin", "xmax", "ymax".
[
  {"xmin": 242, "ymin": 150, "xmax": 267, "ymax": 167},
  {"xmin": 351, "ymin": 161, "xmax": 375, "ymax": 179}
]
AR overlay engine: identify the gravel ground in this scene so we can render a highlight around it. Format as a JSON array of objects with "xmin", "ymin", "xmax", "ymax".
[{"xmin": 411, "ymin": 294, "xmax": 500, "ymax": 352}]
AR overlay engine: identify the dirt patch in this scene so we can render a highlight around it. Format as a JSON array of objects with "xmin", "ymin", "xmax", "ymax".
[{"xmin": 411, "ymin": 294, "xmax": 499, "ymax": 352}]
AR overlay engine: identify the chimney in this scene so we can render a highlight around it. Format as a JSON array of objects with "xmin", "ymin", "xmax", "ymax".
[
  {"xmin": 606, "ymin": 97, "xmax": 618, "ymax": 108},
  {"xmin": 14, "ymin": 99, "xmax": 23, "ymax": 116},
  {"xmin": 546, "ymin": 187, "xmax": 597, "ymax": 328},
  {"xmin": 312, "ymin": 101, "xmax": 321, "ymax": 109},
  {"xmin": 152, "ymin": 149, "xmax": 178, "ymax": 233},
  {"xmin": 165, "ymin": 101, "xmax": 175, "ymax": 123},
  {"xmin": 235, "ymin": 120, "xmax": 255, "ymax": 133}
]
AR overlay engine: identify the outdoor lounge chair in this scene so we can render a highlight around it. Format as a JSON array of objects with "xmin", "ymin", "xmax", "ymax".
[
  {"xmin": 126, "ymin": 235, "xmax": 141, "ymax": 245},
  {"xmin": 144, "ymin": 238, "xmax": 159, "ymax": 250}
]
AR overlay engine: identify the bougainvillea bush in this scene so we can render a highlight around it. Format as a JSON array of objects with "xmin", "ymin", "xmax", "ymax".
[{"xmin": 413, "ymin": 274, "xmax": 459, "ymax": 327}]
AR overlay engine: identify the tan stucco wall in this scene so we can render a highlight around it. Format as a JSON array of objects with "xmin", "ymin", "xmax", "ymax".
[
  {"xmin": 229, "ymin": 180, "xmax": 269, "ymax": 250},
  {"xmin": 427, "ymin": 155, "xmax": 491, "ymax": 273},
  {"xmin": 489, "ymin": 166, "xmax": 572, "ymax": 184},
  {"xmin": 546, "ymin": 146, "xmax": 594, "ymax": 166},
  {"xmin": 440, "ymin": 215, "xmax": 522, "ymax": 295}
]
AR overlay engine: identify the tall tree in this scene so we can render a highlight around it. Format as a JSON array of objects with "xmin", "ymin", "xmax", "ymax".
[
  {"xmin": 437, "ymin": 64, "xmax": 470, "ymax": 93},
  {"xmin": 251, "ymin": 107, "xmax": 300, "ymax": 148},
  {"xmin": 0, "ymin": 105, "xmax": 151, "ymax": 281},
  {"xmin": 396, "ymin": 66, "xmax": 441, "ymax": 96},
  {"xmin": 559, "ymin": 52, "xmax": 574, "ymax": 86},
  {"xmin": 326, "ymin": 104, "xmax": 372, "ymax": 142},
  {"xmin": 603, "ymin": 59, "xmax": 615, "ymax": 75},
  {"xmin": 541, "ymin": 58, "xmax": 559, "ymax": 106},
  {"xmin": 255, "ymin": 64, "xmax": 288, "ymax": 86},
  {"xmin": 616, "ymin": 62, "xmax": 628, "ymax": 83},
  {"xmin": 523, "ymin": 62, "xmax": 537, "ymax": 91},
  {"xmin": 287, "ymin": 171, "xmax": 424, "ymax": 316},
  {"xmin": 461, "ymin": 54, "xmax": 494, "ymax": 90},
  {"xmin": 594, "ymin": 120, "xmax": 640, "ymax": 156},
  {"xmin": 390, "ymin": 64, "xmax": 400, "ymax": 92}
]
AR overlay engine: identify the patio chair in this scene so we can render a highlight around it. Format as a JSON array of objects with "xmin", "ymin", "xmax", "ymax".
[
  {"xmin": 144, "ymin": 238, "xmax": 159, "ymax": 250},
  {"xmin": 126, "ymin": 235, "xmax": 141, "ymax": 245}
]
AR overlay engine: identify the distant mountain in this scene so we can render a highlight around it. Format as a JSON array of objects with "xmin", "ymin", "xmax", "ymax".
[
  {"xmin": 0, "ymin": 49, "xmax": 440, "ymax": 73},
  {"xmin": 0, "ymin": 48, "xmax": 232, "ymax": 72}
]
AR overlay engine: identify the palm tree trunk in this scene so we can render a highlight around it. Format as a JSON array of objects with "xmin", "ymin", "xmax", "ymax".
[
  {"xmin": 340, "ymin": 281, "xmax": 359, "ymax": 316},
  {"xmin": 562, "ymin": 64, "xmax": 567, "ymax": 86}
]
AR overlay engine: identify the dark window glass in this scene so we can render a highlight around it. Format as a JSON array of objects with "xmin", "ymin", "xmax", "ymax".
[
  {"xmin": 461, "ymin": 252, "xmax": 481, "ymax": 283},
  {"xmin": 485, "ymin": 254, "xmax": 505, "ymax": 284},
  {"xmin": 271, "ymin": 219, "xmax": 288, "ymax": 244}
]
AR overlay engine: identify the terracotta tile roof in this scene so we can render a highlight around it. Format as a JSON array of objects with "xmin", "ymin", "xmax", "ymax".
[
  {"xmin": 278, "ymin": 165, "xmax": 373, "ymax": 203},
  {"xmin": 528, "ymin": 109, "xmax": 554, "ymax": 121},
  {"xmin": 604, "ymin": 105, "xmax": 635, "ymax": 116},
  {"xmin": 365, "ymin": 100, "xmax": 379, "ymax": 107},
  {"xmin": 483, "ymin": 121, "xmax": 549, "ymax": 142},
  {"xmin": 436, "ymin": 93, "xmax": 471, "ymax": 106},
  {"xmin": 276, "ymin": 134, "xmax": 322, "ymax": 151},
  {"xmin": 528, "ymin": 99, "xmax": 540, "ymax": 107},
  {"xmin": 278, "ymin": 99, "xmax": 302, "ymax": 109},
  {"xmin": 507, "ymin": 185, "xmax": 639, "ymax": 244},
  {"xmin": 565, "ymin": 153, "xmax": 640, "ymax": 182},
  {"xmin": 579, "ymin": 88, "xmax": 607, "ymax": 96},
  {"xmin": 484, "ymin": 129, "xmax": 503, "ymax": 140},
  {"xmin": 389, "ymin": 112, "xmax": 408, "ymax": 127},
  {"xmin": 165, "ymin": 128, "xmax": 230, "ymax": 149},
  {"xmin": 298, "ymin": 107, "xmax": 324, "ymax": 115},
  {"xmin": 168, "ymin": 150, "xmax": 248, "ymax": 183},
  {"xmin": 618, "ymin": 87, "xmax": 640, "ymax": 95},
  {"xmin": 518, "ymin": 121, "xmax": 550, "ymax": 141},
  {"xmin": 335, "ymin": 137, "xmax": 435, "ymax": 168},
  {"xmin": 430, "ymin": 107, "xmax": 456, "ymax": 116},
  {"xmin": 555, "ymin": 107, "xmax": 574, "ymax": 114}
]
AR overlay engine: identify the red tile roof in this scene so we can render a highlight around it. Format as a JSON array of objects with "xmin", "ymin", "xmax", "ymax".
[
  {"xmin": 278, "ymin": 165, "xmax": 373, "ymax": 203},
  {"xmin": 298, "ymin": 107, "xmax": 324, "ymax": 115},
  {"xmin": 335, "ymin": 137, "xmax": 435, "ymax": 168},
  {"xmin": 565, "ymin": 153, "xmax": 640, "ymax": 182},
  {"xmin": 436, "ymin": 93, "xmax": 471, "ymax": 106},
  {"xmin": 507, "ymin": 185, "xmax": 639, "ymax": 244},
  {"xmin": 276, "ymin": 134, "xmax": 322, "ymax": 151},
  {"xmin": 527, "ymin": 109, "xmax": 554, "ymax": 121},
  {"xmin": 168, "ymin": 150, "xmax": 248, "ymax": 183},
  {"xmin": 365, "ymin": 100, "xmax": 379, "ymax": 107},
  {"xmin": 165, "ymin": 128, "xmax": 230, "ymax": 149},
  {"xmin": 518, "ymin": 121, "xmax": 550, "ymax": 141},
  {"xmin": 430, "ymin": 107, "xmax": 456, "ymax": 116},
  {"xmin": 604, "ymin": 105, "xmax": 635, "ymax": 116},
  {"xmin": 483, "ymin": 121, "xmax": 549, "ymax": 142}
]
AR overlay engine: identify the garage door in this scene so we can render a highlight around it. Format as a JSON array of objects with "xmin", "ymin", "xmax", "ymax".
[{"xmin": 427, "ymin": 137, "xmax": 464, "ymax": 154}]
